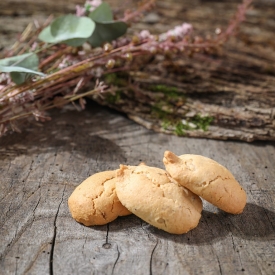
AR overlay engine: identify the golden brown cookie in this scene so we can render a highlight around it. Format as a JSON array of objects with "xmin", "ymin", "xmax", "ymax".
[
  {"xmin": 115, "ymin": 165, "xmax": 202, "ymax": 234},
  {"xmin": 163, "ymin": 151, "xmax": 247, "ymax": 214},
  {"xmin": 68, "ymin": 170, "xmax": 131, "ymax": 226}
]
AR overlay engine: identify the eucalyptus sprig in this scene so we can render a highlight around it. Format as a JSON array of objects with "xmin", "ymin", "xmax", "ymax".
[{"xmin": 0, "ymin": 2, "xmax": 128, "ymax": 85}]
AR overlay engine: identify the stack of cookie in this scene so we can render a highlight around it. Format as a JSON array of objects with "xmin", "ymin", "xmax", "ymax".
[{"xmin": 68, "ymin": 151, "xmax": 246, "ymax": 234}]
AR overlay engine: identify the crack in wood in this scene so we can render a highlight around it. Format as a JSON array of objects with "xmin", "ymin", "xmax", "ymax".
[
  {"xmin": 102, "ymin": 223, "xmax": 110, "ymax": 249},
  {"xmin": 216, "ymin": 255, "xmax": 223, "ymax": 275},
  {"xmin": 49, "ymin": 185, "xmax": 65, "ymax": 275},
  {"xmin": 0, "ymin": 192, "xmax": 42, "ymax": 262},
  {"xmin": 111, "ymin": 244, "xmax": 120, "ymax": 275},
  {"xmin": 149, "ymin": 239, "xmax": 159, "ymax": 275}
]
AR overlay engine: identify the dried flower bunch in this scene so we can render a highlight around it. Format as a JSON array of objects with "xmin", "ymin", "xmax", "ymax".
[{"xmin": 0, "ymin": 0, "xmax": 252, "ymax": 137}]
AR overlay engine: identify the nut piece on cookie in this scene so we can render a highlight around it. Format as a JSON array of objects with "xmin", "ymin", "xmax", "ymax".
[
  {"xmin": 68, "ymin": 170, "xmax": 131, "ymax": 226},
  {"xmin": 116, "ymin": 164, "xmax": 202, "ymax": 234},
  {"xmin": 163, "ymin": 151, "xmax": 247, "ymax": 214}
]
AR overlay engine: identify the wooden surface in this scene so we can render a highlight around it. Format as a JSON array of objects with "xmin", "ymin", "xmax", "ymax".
[
  {"xmin": 0, "ymin": 101, "xmax": 275, "ymax": 275},
  {"xmin": 0, "ymin": 0, "xmax": 275, "ymax": 274}
]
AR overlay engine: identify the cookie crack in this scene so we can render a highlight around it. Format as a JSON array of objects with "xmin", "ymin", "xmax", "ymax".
[
  {"xmin": 90, "ymin": 199, "xmax": 96, "ymax": 215},
  {"xmin": 213, "ymin": 175, "xmax": 231, "ymax": 182},
  {"xmin": 106, "ymin": 187, "xmax": 116, "ymax": 198},
  {"xmin": 97, "ymin": 208, "xmax": 107, "ymax": 220},
  {"xmin": 134, "ymin": 170, "xmax": 169, "ymax": 186},
  {"xmin": 110, "ymin": 199, "xmax": 115, "ymax": 214},
  {"xmin": 202, "ymin": 175, "xmax": 232, "ymax": 188},
  {"xmin": 94, "ymin": 176, "xmax": 116, "ymax": 201},
  {"xmin": 186, "ymin": 207, "xmax": 192, "ymax": 216},
  {"xmin": 216, "ymin": 196, "xmax": 223, "ymax": 202}
]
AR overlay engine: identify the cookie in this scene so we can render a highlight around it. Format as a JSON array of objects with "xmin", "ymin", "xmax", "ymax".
[
  {"xmin": 115, "ymin": 164, "xmax": 202, "ymax": 234},
  {"xmin": 163, "ymin": 151, "xmax": 246, "ymax": 214},
  {"xmin": 68, "ymin": 170, "xmax": 131, "ymax": 226}
]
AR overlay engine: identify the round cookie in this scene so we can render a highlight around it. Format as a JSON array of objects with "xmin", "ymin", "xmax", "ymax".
[
  {"xmin": 115, "ymin": 164, "xmax": 202, "ymax": 234},
  {"xmin": 68, "ymin": 170, "xmax": 131, "ymax": 226},
  {"xmin": 163, "ymin": 151, "xmax": 247, "ymax": 214}
]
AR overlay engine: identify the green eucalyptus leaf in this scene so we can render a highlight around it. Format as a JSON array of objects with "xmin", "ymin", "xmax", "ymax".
[
  {"xmin": 0, "ymin": 53, "xmax": 38, "ymax": 69},
  {"xmin": 10, "ymin": 72, "xmax": 31, "ymax": 85},
  {"xmin": 88, "ymin": 21, "xmax": 128, "ymax": 47},
  {"xmin": 63, "ymin": 38, "xmax": 88, "ymax": 47},
  {"xmin": 51, "ymin": 15, "xmax": 95, "ymax": 39},
  {"xmin": 88, "ymin": 4, "xmax": 128, "ymax": 48},
  {"xmin": 39, "ymin": 26, "xmax": 88, "ymax": 46},
  {"xmin": 89, "ymin": 3, "xmax": 113, "ymax": 22},
  {"xmin": 0, "ymin": 65, "xmax": 45, "ymax": 85},
  {"xmin": 38, "ymin": 26, "xmax": 57, "ymax": 44},
  {"xmin": 0, "ymin": 65, "xmax": 44, "ymax": 75},
  {"xmin": 38, "ymin": 15, "xmax": 95, "ymax": 44},
  {"xmin": 0, "ymin": 53, "xmax": 44, "ymax": 84}
]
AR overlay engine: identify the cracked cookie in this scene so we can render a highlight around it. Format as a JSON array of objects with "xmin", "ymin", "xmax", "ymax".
[
  {"xmin": 68, "ymin": 170, "xmax": 131, "ymax": 226},
  {"xmin": 163, "ymin": 151, "xmax": 247, "ymax": 214},
  {"xmin": 115, "ymin": 164, "xmax": 202, "ymax": 234}
]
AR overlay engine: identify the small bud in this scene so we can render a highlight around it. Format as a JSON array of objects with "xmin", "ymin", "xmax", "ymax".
[
  {"xmin": 187, "ymin": 50, "xmax": 194, "ymax": 58},
  {"xmin": 172, "ymin": 47, "xmax": 178, "ymax": 54},
  {"xmin": 82, "ymin": 42, "xmax": 92, "ymax": 52},
  {"xmin": 206, "ymin": 34, "xmax": 212, "ymax": 41},
  {"xmin": 124, "ymin": 53, "xmax": 133, "ymax": 62},
  {"xmin": 106, "ymin": 59, "xmax": 116, "ymax": 69},
  {"xmin": 169, "ymin": 35, "xmax": 177, "ymax": 42},
  {"xmin": 103, "ymin": 43, "xmax": 113, "ymax": 52},
  {"xmin": 204, "ymin": 47, "xmax": 211, "ymax": 54},
  {"xmin": 184, "ymin": 36, "xmax": 190, "ymax": 42},
  {"xmin": 71, "ymin": 48, "xmax": 78, "ymax": 55},
  {"xmin": 132, "ymin": 35, "xmax": 140, "ymax": 44},
  {"xmin": 215, "ymin": 28, "xmax": 221, "ymax": 35},
  {"xmin": 163, "ymin": 46, "xmax": 171, "ymax": 55},
  {"xmin": 194, "ymin": 36, "xmax": 203, "ymax": 43},
  {"xmin": 149, "ymin": 47, "xmax": 157, "ymax": 54}
]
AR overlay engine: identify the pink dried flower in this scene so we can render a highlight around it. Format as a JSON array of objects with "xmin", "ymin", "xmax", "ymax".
[
  {"xmin": 76, "ymin": 5, "xmax": 86, "ymax": 17},
  {"xmin": 139, "ymin": 30, "xmax": 151, "ymax": 39},
  {"xmin": 76, "ymin": 0, "xmax": 102, "ymax": 16},
  {"xmin": 0, "ymin": 124, "xmax": 8, "ymax": 136},
  {"xmin": 85, "ymin": 0, "xmax": 102, "ymax": 12},
  {"xmin": 32, "ymin": 110, "xmax": 51, "ymax": 122},
  {"xmin": 160, "ymin": 23, "xmax": 193, "ymax": 41},
  {"xmin": 91, "ymin": 67, "xmax": 104, "ymax": 78},
  {"xmin": 0, "ymin": 74, "xmax": 9, "ymax": 83},
  {"xmin": 137, "ymin": 30, "xmax": 156, "ymax": 42},
  {"xmin": 95, "ymin": 79, "xmax": 108, "ymax": 94},
  {"xmin": 113, "ymin": 37, "xmax": 131, "ymax": 48},
  {"xmin": 79, "ymin": 98, "xmax": 86, "ymax": 109},
  {"xmin": 31, "ymin": 42, "xmax": 38, "ymax": 51},
  {"xmin": 58, "ymin": 57, "xmax": 73, "ymax": 69}
]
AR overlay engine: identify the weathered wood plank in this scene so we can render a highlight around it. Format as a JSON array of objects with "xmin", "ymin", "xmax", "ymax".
[
  {"xmin": 0, "ymin": 0, "xmax": 275, "ymax": 274},
  {"xmin": 0, "ymin": 102, "xmax": 274, "ymax": 275}
]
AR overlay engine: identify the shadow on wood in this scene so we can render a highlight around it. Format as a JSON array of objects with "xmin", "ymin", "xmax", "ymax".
[{"xmin": 136, "ymin": 203, "xmax": 275, "ymax": 245}]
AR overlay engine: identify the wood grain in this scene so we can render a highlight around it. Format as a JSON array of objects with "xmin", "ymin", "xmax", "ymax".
[
  {"xmin": 0, "ymin": 0, "xmax": 275, "ymax": 274},
  {"xmin": 0, "ymin": 101, "xmax": 274, "ymax": 275}
]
